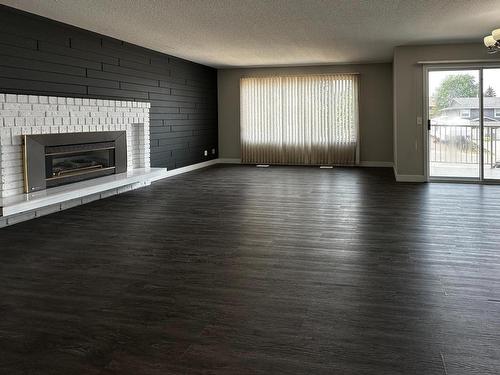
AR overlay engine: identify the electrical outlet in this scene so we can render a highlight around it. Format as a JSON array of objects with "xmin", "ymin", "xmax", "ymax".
[
  {"xmin": 211, "ymin": 148, "xmax": 216, "ymax": 155},
  {"xmin": 204, "ymin": 150, "xmax": 208, "ymax": 156}
]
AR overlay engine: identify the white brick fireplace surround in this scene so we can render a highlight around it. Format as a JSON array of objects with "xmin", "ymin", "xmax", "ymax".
[{"xmin": 0, "ymin": 93, "xmax": 168, "ymax": 227}]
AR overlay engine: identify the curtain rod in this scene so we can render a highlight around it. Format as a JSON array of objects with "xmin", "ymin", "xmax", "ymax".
[
  {"xmin": 240, "ymin": 73, "xmax": 360, "ymax": 79},
  {"xmin": 417, "ymin": 59, "xmax": 500, "ymax": 64}
]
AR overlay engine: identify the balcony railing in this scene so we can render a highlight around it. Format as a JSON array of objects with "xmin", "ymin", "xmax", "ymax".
[{"xmin": 429, "ymin": 124, "xmax": 500, "ymax": 168}]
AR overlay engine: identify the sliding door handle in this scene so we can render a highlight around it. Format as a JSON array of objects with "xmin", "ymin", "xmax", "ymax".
[{"xmin": 428, "ymin": 119, "xmax": 431, "ymax": 131}]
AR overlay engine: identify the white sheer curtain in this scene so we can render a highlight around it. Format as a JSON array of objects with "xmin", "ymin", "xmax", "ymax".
[{"xmin": 240, "ymin": 74, "xmax": 359, "ymax": 165}]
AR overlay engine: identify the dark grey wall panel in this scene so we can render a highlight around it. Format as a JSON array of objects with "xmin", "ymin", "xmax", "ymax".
[{"xmin": 0, "ymin": 5, "xmax": 218, "ymax": 170}]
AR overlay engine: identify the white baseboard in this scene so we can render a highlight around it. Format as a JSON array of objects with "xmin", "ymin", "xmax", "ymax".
[
  {"xmin": 393, "ymin": 164, "xmax": 426, "ymax": 182},
  {"xmin": 152, "ymin": 159, "xmax": 219, "ymax": 182},
  {"xmin": 150, "ymin": 158, "xmax": 240, "ymax": 184},
  {"xmin": 216, "ymin": 159, "xmax": 392, "ymax": 167},
  {"xmin": 395, "ymin": 174, "xmax": 426, "ymax": 182},
  {"xmin": 359, "ymin": 161, "xmax": 394, "ymax": 168},
  {"xmin": 217, "ymin": 158, "xmax": 242, "ymax": 164}
]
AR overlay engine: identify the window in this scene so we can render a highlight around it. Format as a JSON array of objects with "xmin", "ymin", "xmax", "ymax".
[
  {"xmin": 495, "ymin": 108, "xmax": 500, "ymax": 118},
  {"xmin": 460, "ymin": 109, "xmax": 471, "ymax": 118},
  {"xmin": 240, "ymin": 74, "xmax": 359, "ymax": 165}
]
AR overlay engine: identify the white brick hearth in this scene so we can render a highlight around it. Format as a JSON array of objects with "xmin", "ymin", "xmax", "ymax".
[{"xmin": 0, "ymin": 93, "xmax": 168, "ymax": 227}]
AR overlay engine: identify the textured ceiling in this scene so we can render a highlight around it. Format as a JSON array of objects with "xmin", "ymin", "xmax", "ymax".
[{"xmin": 1, "ymin": 0, "xmax": 499, "ymax": 68}]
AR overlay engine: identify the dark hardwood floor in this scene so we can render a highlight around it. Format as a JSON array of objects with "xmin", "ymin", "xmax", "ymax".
[{"xmin": 1, "ymin": 165, "xmax": 499, "ymax": 374}]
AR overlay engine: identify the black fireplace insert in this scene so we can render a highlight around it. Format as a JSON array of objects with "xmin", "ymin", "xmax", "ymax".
[{"xmin": 23, "ymin": 132, "xmax": 127, "ymax": 193}]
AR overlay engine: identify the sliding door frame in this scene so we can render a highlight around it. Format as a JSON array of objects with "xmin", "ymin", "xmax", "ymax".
[{"xmin": 423, "ymin": 63, "xmax": 500, "ymax": 183}]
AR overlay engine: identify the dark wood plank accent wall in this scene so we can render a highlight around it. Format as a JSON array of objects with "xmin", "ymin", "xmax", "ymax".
[{"xmin": 0, "ymin": 5, "xmax": 218, "ymax": 170}]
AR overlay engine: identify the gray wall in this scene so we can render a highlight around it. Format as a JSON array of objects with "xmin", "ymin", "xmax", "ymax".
[
  {"xmin": 0, "ymin": 5, "xmax": 218, "ymax": 170},
  {"xmin": 393, "ymin": 43, "xmax": 499, "ymax": 177},
  {"xmin": 218, "ymin": 63, "xmax": 393, "ymax": 164}
]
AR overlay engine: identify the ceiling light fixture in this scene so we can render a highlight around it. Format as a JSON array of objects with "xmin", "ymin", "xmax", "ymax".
[{"xmin": 484, "ymin": 29, "xmax": 500, "ymax": 53}]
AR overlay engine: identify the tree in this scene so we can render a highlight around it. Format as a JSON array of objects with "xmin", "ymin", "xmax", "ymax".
[
  {"xmin": 434, "ymin": 74, "xmax": 478, "ymax": 114},
  {"xmin": 484, "ymin": 85, "xmax": 496, "ymax": 97}
]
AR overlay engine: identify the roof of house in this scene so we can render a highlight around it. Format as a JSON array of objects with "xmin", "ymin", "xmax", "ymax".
[{"xmin": 448, "ymin": 97, "xmax": 500, "ymax": 109}]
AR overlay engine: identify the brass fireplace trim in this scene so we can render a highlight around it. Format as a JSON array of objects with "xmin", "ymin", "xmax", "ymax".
[
  {"xmin": 22, "ymin": 135, "xmax": 29, "ymax": 194},
  {"xmin": 46, "ymin": 166, "xmax": 116, "ymax": 181}
]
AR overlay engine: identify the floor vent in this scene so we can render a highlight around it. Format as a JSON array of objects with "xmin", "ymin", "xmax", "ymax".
[
  {"xmin": 320, "ymin": 166, "xmax": 333, "ymax": 169},
  {"xmin": 256, "ymin": 164, "xmax": 270, "ymax": 168}
]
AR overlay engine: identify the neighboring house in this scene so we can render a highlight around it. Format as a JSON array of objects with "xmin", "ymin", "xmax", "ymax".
[
  {"xmin": 432, "ymin": 97, "xmax": 500, "ymax": 167},
  {"xmin": 439, "ymin": 97, "xmax": 500, "ymax": 123}
]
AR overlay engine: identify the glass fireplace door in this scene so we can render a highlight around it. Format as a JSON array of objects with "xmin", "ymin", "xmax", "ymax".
[{"xmin": 45, "ymin": 142, "xmax": 116, "ymax": 188}]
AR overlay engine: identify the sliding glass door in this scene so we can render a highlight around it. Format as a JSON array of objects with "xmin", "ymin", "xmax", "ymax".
[
  {"xmin": 427, "ymin": 66, "xmax": 500, "ymax": 181},
  {"xmin": 483, "ymin": 68, "xmax": 500, "ymax": 180}
]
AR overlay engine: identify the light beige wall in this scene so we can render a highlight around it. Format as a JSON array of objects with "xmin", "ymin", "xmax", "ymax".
[
  {"xmin": 393, "ymin": 43, "xmax": 500, "ymax": 176},
  {"xmin": 218, "ymin": 63, "xmax": 393, "ymax": 164}
]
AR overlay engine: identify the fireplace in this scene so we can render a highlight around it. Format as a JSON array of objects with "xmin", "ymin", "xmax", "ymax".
[{"xmin": 23, "ymin": 131, "xmax": 127, "ymax": 193}]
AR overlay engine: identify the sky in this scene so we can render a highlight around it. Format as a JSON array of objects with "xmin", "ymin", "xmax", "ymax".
[{"xmin": 429, "ymin": 69, "xmax": 500, "ymax": 98}]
